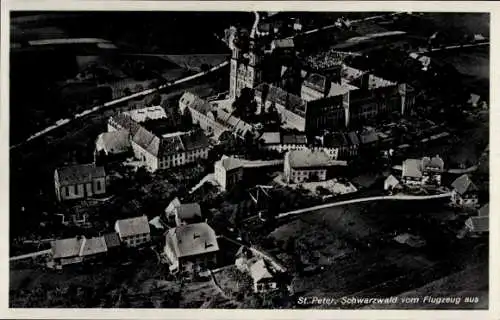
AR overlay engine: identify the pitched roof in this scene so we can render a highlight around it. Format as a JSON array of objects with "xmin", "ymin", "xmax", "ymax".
[
  {"xmin": 96, "ymin": 130, "xmax": 131, "ymax": 154},
  {"xmin": 326, "ymin": 133, "xmax": 349, "ymax": 148},
  {"xmin": 248, "ymin": 258, "xmax": 274, "ymax": 283},
  {"xmin": 422, "ymin": 156, "xmax": 444, "ymax": 171},
  {"xmin": 109, "ymin": 113, "xmax": 141, "ymax": 137},
  {"xmin": 466, "ymin": 216, "xmax": 489, "ymax": 233},
  {"xmin": 176, "ymin": 203, "xmax": 202, "ymax": 221},
  {"xmin": 79, "ymin": 237, "xmax": 108, "ymax": 257},
  {"xmin": 51, "ymin": 237, "xmax": 83, "ymax": 259},
  {"xmin": 131, "ymin": 126, "xmax": 158, "ymax": 154},
  {"xmin": 402, "ymin": 159, "xmax": 422, "ymax": 179},
  {"xmin": 103, "ymin": 233, "xmax": 121, "ymax": 249},
  {"xmin": 478, "ymin": 203, "xmax": 489, "ymax": 217},
  {"xmin": 116, "ymin": 216, "xmax": 151, "ymax": 238},
  {"xmin": 55, "ymin": 164, "xmax": 105, "ymax": 186},
  {"xmin": 451, "ymin": 174, "xmax": 478, "ymax": 195},
  {"xmin": 125, "ymin": 106, "xmax": 167, "ymax": 123},
  {"xmin": 260, "ymin": 132, "xmax": 281, "ymax": 145},
  {"xmin": 286, "ymin": 150, "xmax": 338, "ymax": 169},
  {"xmin": 180, "ymin": 91, "xmax": 212, "ymax": 114},
  {"xmin": 215, "ymin": 155, "xmax": 243, "ymax": 171},
  {"xmin": 166, "ymin": 222, "xmax": 219, "ymax": 258},
  {"xmin": 359, "ymin": 130, "xmax": 379, "ymax": 144},
  {"xmin": 179, "ymin": 130, "xmax": 210, "ymax": 151},
  {"xmin": 282, "ymin": 134, "xmax": 307, "ymax": 145},
  {"xmin": 165, "ymin": 197, "xmax": 182, "ymax": 215},
  {"xmin": 255, "ymin": 83, "xmax": 307, "ymax": 117},
  {"xmin": 346, "ymin": 132, "xmax": 360, "ymax": 145},
  {"xmin": 385, "ymin": 175, "xmax": 400, "ymax": 188},
  {"xmin": 328, "ymin": 81, "xmax": 356, "ymax": 97}
]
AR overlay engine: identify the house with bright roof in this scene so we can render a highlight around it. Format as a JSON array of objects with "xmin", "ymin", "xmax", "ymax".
[
  {"xmin": 284, "ymin": 149, "xmax": 347, "ymax": 184},
  {"xmin": 50, "ymin": 235, "xmax": 108, "ymax": 269},
  {"xmin": 163, "ymin": 222, "xmax": 219, "ymax": 277},
  {"xmin": 451, "ymin": 174, "xmax": 479, "ymax": 208},
  {"xmin": 115, "ymin": 216, "xmax": 151, "ymax": 247}
]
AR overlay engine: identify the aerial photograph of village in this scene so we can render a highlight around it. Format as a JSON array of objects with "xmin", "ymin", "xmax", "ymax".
[{"xmin": 9, "ymin": 11, "xmax": 489, "ymax": 309}]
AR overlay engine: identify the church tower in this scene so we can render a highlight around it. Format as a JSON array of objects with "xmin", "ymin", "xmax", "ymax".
[
  {"xmin": 229, "ymin": 13, "xmax": 264, "ymax": 100},
  {"xmin": 229, "ymin": 37, "xmax": 263, "ymax": 100}
]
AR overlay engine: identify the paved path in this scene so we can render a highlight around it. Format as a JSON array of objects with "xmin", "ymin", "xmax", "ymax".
[
  {"xmin": 10, "ymin": 60, "xmax": 229, "ymax": 150},
  {"xmin": 277, "ymin": 192, "xmax": 452, "ymax": 219},
  {"xmin": 301, "ymin": 12, "xmax": 405, "ymax": 36},
  {"xmin": 10, "ymin": 249, "xmax": 51, "ymax": 261}
]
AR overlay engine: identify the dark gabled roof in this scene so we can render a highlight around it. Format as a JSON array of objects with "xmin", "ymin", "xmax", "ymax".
[
  {"xmin": 282, "ymin": 134, "xmax": 307, "ymax": 145},
  {"xmin": 255, "ymin": 83, "xmax": 307, "ymax": 117},
  {"xmin": 176, "ymin": 203, "xmax": 202, "ymax": 221},
  {"xmin": 346, "ymin": 132, "xmax": 360, "ymax": 145},
  {"xmin": 326, "ymin": 133, "xmax": 349, "ymax": 148},
  {"xmin": 55, "ymin": 164, "xmax": 105, "ymax": 186},
  {"xmin": 103, "ymin": 233, "xmax": 121, "ymax": 249},
  {"xmin": 179, "ymin": 130, "xmax": 210, "ymax": 151},
  {"xmin": 110, "ymin": 113, "xmax": 141, "ymax": 137},
  {"xmin": 131, "ymin": 126, "xmax": 157, "ymax": 153},
  {"xmin": 451, "ymin": 174, "xmax": 478, "ymax": 196},
  {"xmin": 478, "ymin": 203, "xmax": 489, "ymax": 217}
]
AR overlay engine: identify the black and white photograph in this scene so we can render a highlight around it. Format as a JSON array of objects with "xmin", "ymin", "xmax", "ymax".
[{"xmin": 6, "ymin": 4, "xmax": 491, "ymax": 313}]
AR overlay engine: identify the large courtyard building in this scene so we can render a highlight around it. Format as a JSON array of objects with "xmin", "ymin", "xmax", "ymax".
[
  {"xmin": 283, "ymin": 149, "xmax": 347, "ymax": 184},
  {"xmin": 107, "ymin": 113, "xmax": 211, "ymax": 172}
]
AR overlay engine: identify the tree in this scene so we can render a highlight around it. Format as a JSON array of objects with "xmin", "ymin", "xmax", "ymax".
[
  {"xmin": 180, "ymin": 108, "xmax": 193, "ymax": 130},
  {"xmin": 200, "ymin": 63, "xmax": 211, "ymax": 72}
]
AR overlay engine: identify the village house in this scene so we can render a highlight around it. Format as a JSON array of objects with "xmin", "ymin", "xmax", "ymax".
[
  {"xmin": 401, "ymin": 159, "xmax": 424, "ymax": 186},
  {"xmin": 259, "ymin": 132, "xmax": 308, "ymax": 153},
  {"xmin": 421, "ymin": 155, "xmax": 445, "ymax": 186},
  {"xmin": 401, "ymin": 156, "xmax": 445, "ymax": 187},
  {"xmin": 50, "ymin": 235, "xmax": 108, "ymax": 269},
  {"xmin": 384, "ymin": 175, "xmax": 402, "ymax": 192},
  {"xmin": 214, "ymin": 155, "xmax": 244, "ymax": 191},
  {"xmin": 179, "ymin": 91, "xmax": 253, "ymax": 140},
  {"xmin": 284, "ymin": 149, "xmax": 347, "ymax": 184},
  {"xmin": 164, "ymin": 222, "xmax": 219, "ymax": 277},
  {"xmin": 54, "ymin": 164, "xmax": 106, "ymax": 202},
  {"xmin": 165, "ymin": 201, "xmax": 203, "ymax": 227},
  {"xmin": 465, "ymin": 203, "xmax": 489, "ymax": 236},
  {"xmin": 124, "ymin": 105, "xmax": 167, "ymax": 123},
  {"xmin": 94, "ymin": 129, "xmax": 132, "ymax": 160},
  {"xmin": 451, "ymin": 174, "xmax": 479, "ymax": 208},
  {"xmin": 235, "ymin": 247, "xmax": 278, "ymax": 293},
  {"xmin": 108, "ymin": 111, "xmax": 212, "ymax": 172},
  {"xmin": 115, "ymin": 216, "xmax": 151, "ymax": 248}
]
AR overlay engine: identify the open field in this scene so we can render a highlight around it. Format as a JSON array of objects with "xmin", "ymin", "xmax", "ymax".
[{"xmin": 252, "ymin": 198, "xmax": 487, "ymax": 309}]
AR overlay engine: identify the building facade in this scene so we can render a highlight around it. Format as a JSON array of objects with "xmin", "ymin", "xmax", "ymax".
[
  {"xmin": 54, "ymin": 164, "xmax": 106, "ymax": 202},
  {"xmin": 214, "ymin": 156, "xmax": 244, "ymax": 191},
  {"xmin": 115, "ymin": 216, "xmax": 151, "ymax": 248},
  {"xmin": 164, "ymin": 223, "xmax": 219, "ymax": 277},
  {"xmin": 284, "ymin": 150, "xmax": 347, "ymax": 184}
]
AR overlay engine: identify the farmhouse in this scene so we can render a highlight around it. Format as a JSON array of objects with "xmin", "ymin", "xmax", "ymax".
[
  {"xmin": 115, "ymin": 216, "xmax": 151, "ymax": 248},
  {"xmin": 166, "ymin": 202, "xmax": 203, "ymax": 227},
  {"xmin": 164, "ymin": 222, "xmax": 219, "ymax": 277},
  {"xmin": 54, "ymin": 164, "xmax": 106, "ymax": 202},
  {"xmin": 451, "ymin": 174, "xmax": 479, "ymax": 208},
  {"xmin": 50, "ymin": 235, "xmax": 108, "ymax": 269},
  {"xmin": 214, "ymin": 155, "xmax": 244, "ymax": 191},
  {"xmin": 284, "ymin": 149, "xmax": 347, "ymax": 184}
]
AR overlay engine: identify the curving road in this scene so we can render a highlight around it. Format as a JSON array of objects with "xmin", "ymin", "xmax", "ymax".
[
  {"xmin": 277, "ymin": 192, "xmax": 452, "ymax": 219},
  {"xmin": 10, "ymin": 60, "xmax": 229, "ymax": 150}
]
